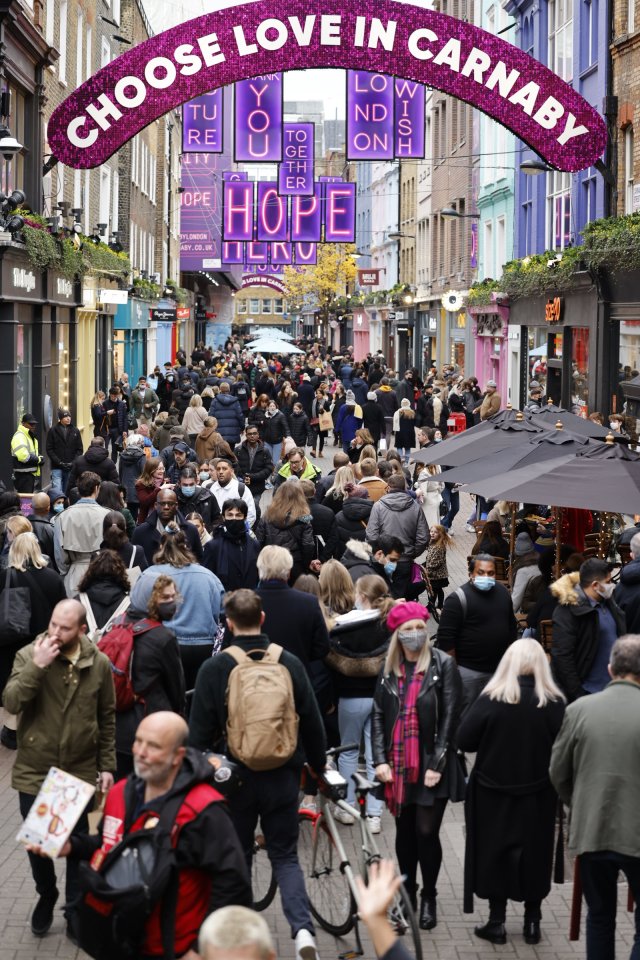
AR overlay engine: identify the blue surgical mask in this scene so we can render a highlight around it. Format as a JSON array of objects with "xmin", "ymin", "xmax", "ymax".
[
  {"xmin": 384, "ymin": 560, "xmax": 397, "ymax": 576},
  {"xmin": 181, "ymin": 486, "xmax": 196, "ymax": 497},
  {"xmin": 434, "ymin": 437, "xmax": 443, "ymax": 443},
  {"xmin": 53, "ymin": 502, "xmax": 65, "ymax": 514},
  {"xmin": 474, "ymin": 575, "xmax": 495, "ymax": 591},
  {"xmin": 199, "ymin": 471, "xmax": 209, "ymax": 482}
]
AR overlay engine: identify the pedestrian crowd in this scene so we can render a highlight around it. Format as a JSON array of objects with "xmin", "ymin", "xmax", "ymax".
[{"xmin": 1, "ymin": 339, "xmax": 639, "ymax": 960}]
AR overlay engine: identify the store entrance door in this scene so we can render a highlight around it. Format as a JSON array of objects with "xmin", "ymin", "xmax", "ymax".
[{"xmin": 546, "ymin": 330, "xmax": 563, "ymax": 406}]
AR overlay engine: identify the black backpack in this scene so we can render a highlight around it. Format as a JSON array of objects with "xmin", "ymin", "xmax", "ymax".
[{"xmin": 76, "ymin": 785, "xmax": 189, "ymax": 960}]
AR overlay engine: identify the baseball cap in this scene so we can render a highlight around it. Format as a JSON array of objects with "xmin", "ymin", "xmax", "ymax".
[
  {"xmin": 486, "ymin": 379, "xmax": 497, "ymax": 388},
  {"xmin": 22, "ymin": 413, "xmax": 37, "ymax": 426}
]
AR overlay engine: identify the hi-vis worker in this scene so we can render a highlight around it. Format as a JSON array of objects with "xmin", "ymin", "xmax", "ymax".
[{"xmin": 11, "ymin": 413, "xmax": 43, "ymax": 493}]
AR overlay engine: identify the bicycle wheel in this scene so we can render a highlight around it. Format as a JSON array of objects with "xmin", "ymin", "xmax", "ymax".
[
  {"xmin": 298, "ymin": 814, "xmax": 355, "ymax": 936},
  {"xmin": 387, "ymin": 883, "xmax": 423, "ymax": 960},
  {"xmin": 252, "ymin": 832, "xmax": 277, "ymax": 911}
]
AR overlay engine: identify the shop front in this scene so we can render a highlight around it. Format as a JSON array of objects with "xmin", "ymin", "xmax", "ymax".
[
  {"xmin": 393, "ymin": 314, "xmax": 415, "ymax": 374},
  {"xmin": 508, "ymin": 278, "xmax": 602, "ymax": 412},
  {"xmin": 470, "ymin": 296, "xmax": 510, "ymax": 400},
  {"xmin": 46, "ymin": 271, "xmax": 82, "ymax": 421},
  {"xmin": 415, "ymin": 308, "xmax": 438, "ymax": 376},
  {"xmin": 352, "ymin": 307, "xmax": 370, "ymax": 360},
  {"xmin": 114, "ymin": 299, "xmax": 151, "ymax": 383}
]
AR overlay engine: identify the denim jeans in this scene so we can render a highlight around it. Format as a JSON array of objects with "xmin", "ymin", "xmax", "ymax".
[
  {"xmin": 20, "ymin": 790, "xmax": 90, "ymax": 919},
  {"xmin": 580, "ymin": 850, "xmax": 640, "ymax": 960},
  {"xmin": 337, "ymin": 697, "xmax": 383, "ymax": 816},
  {"xmin": 51, "ymin": 467, "xmax": 70, "ymax": 493},
  {"xmin": 441, "ymin": 486, "xmax": 460, "ymax": 530},
  {"xmin": 264, "ymin": 442, "xmax": 282, "ymax": 479},
  {"xmin": 230, "ymin": 766, "xmax": 315, "ymax": 939}
]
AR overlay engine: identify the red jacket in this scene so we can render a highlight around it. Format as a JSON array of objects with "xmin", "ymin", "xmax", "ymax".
[{"xmin": 85, "ymin": 752, "xmax": 251, "ymax": 956}]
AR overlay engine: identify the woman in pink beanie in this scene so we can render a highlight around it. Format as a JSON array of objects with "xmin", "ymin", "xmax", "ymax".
[{"xmin": 372, "ymin": 601, "xmax": 464, "ymax": 932}]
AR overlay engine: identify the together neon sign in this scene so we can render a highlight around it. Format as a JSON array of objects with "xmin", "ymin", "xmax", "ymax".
[{"xmin": 48, "ymin": 0, "xmax": 607, "ymax": 173}]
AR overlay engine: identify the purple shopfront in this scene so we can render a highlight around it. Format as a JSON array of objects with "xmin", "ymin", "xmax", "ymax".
[{"xmin": 470, "ymin": 294, "xmax": 509, "ymax": 399}]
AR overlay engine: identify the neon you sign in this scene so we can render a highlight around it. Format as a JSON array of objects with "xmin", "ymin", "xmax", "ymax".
[{"xmin": 48, "ymin": 0, "xmax": 607, "ymax": 173}]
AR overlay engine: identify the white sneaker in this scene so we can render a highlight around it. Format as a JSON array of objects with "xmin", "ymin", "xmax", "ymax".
[
  {"xmin": 299, "ymin": 795, "xmax": 317, "ymax": 814},
  {"xmin": 465, "ymin": 523, "xmax": 476, "ymax": 533},
  {"xmin": 366, "ymin": 815, "xmax": 381, "ymax": 834},
  {"xmin": 333, "ymin": 806, "xmax": 355, "ymax": 825},
  {"xmin": 295, "ymin": 929, "xmax": 319, "ymax": 960}
]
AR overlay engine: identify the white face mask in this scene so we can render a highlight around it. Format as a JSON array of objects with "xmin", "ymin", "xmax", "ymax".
[{"xmin": 595, "ymin": 581, "xmax": 615, "ymax": 600}]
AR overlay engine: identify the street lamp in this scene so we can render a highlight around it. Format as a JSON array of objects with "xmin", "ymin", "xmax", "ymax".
[
  {"xmin": 440, "ymin": 207, "xmax": 480, "ymax": 221},
  {"xmin": 520, "ymin": 159, "xmax": 552, "ymax": 175}
]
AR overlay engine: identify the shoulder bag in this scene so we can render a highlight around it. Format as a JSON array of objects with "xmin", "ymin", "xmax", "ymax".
[{"xmin": 0, "ymin": 567, "xmax": 32, "ymax": 645}]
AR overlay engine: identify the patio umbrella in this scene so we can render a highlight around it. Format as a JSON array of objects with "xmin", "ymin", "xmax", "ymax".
[
  {"xmin": 246, "ymin": 328, "xmax": 294, "ymax": 341},
  {"xmin": 437, "ymin": 428, "xmax": 590, "ymax": 487},
  {"xmin": 527, "ymin": 403, "xmax": 611, "ymax": 440},
  {"xmin": 246, "ymin": 337, "xmax": 305, "ymax": 354},
  {"xmin": 411, "ymin": 412, "xmax": 550, "ymax": 468},
  {"xmin": 468, "ymin": 437, "xmax": 640, "ymax": 515}
]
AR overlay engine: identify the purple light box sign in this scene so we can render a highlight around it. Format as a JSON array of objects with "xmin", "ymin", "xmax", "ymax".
[
  {"xmin": 291, "ymin": 187, "xmax": 322, "ymax": 243},
  {"xmin": 271, "ymin": 242, "xmax": 293, "ymax": 265},
  {"xmin": 257, "ymin": 182, "xmax": 289, "ymax": 242},
  {"xmin": 182, "ymin": 90, "xmax": 223, "ymax": 152},
  {"xmin": 295, "ymin": 242, "xmax": 317, "ymax": 265},
  {"xmin": 223, "ymin": 170, "xmax": 248, "ymax": 180},
  {"xmin": 394, "ymin": 79, "xmax": 426, "ymax": 158},
  {"xmin": 48, "ymin": 0, "xmax": 608, "ymax": 175},
  {"xmin": 234, "ymin": 74, "xmax": 283, "ymax": 162},
  {"xmin": 279, "ymin": 123, "xmax": 315, "ymax": 196},
  {"xmin": 180, "ymin": 152, "xmax": 222, "ymax": 271},
  {"xmin": 347, "ymin": 71, "xmax": 394, "ymax": 161},
  {"xmin": 324, "ymin": 182, "xmax": 356, "ymax": 242},
  {"xmin": 221, "ymin": 241, "xmax": 245, "ymax": 264},
  {"xmin": 245, "ymin": 241, "xmax": 269, "ymax": 264},
  {"xmin": 223, "ymin": 180, "xmax": 254, "ymax": 241}
]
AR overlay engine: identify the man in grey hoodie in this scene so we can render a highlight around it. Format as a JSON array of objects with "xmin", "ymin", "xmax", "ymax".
[{"xmin": 366, "ymin": 474, "xmax": 429, "ymax": 598}]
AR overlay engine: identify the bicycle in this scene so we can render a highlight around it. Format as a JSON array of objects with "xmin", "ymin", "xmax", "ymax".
[{"xmin": 298, "ymin": 744, "xmax": 422, "ymax": 960}]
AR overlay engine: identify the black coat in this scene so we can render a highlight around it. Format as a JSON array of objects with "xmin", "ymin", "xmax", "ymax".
[
  {"xmin": 99, "ymin": 540, "xmax": 148, "ymax": 574},
  {"xmin": 372, "ymin": 648, "xmax": 463, "ymax": 783},
  {"xmin": 67, "ymin": 446, "xmax": 119, "ymax": 492},
  {"xmin": 340, "ymin": 546, "xmax": 377, "ymax": 583},
  {"xmin": 309, "ymin": 502, "xmax": 341, "ymax": 561},
  {"xmin": 457, "ymin": 680, "xmax": 565, "ymax": 911},
  {"xmin": 362, "ymin": 401, "xmax": 385, "ymax": 443},
  {"xmin": 1, "ymin": 564, "xmax": 66, "ymax": 640},
  {"xmin": 374, "ymin": 387, "xmax": 399, "ymax": 419},
  {"xmin": 436, "ymin": 581, "xmax": 518, "ymax": 673},
  {"xmin": 29, "ymin": 515, "xmax": 56, "ymax": 569},
  {"xmin": 329, "ymin": 613, "xmax": 390, "ymax": 699},
  {"xmin": 76, "ymin": 578, "xmax": 129, "ymax": 629},
  {"xmin": 202, "ymin": 528, "xmax": 260, "ymax": 591},
  {"xmin": 175, "ymin": 485, "xmax": 221, "ymax": 532},
  {"xmin": 335, "ymin": 498, "xmax": 374, "ymax": 545},
  {"xmin": 256, "ymin": 582, "xmax": 330, "ymax": 671},
  {"xmin": 296, "ymin": 381, "xmax": 316, "ymax": 416},
  {"xmin": 262, "ymin": 411, "xmax": 289, "ymax": 445},
  {"xmin": 614, "ymin": 557, "xmax": 640, "ymax": 633},
  {"xmin": 233, "ymin": 442, "xmax": 274, "ymax": 496},
  {"xmin": 210, "ymin": 393, "xmax": 245, "ymax": 444},
  {"xmin": 254, "ymin": 515, "xmax": 314, "ymax": 581},
  {"xmin": 131, "ymin": 510, "xmax": 204, "ymax": 565},
  {"xmin": 46, "ymin": 423, "xmax": 83, "ymax": 469},
  {"xmin": 118, "ymin": 448, "xmax": 147, "ymax": 504},
  {"xmin": 289, "ymin": 411, "xmax": 310, "ymax": 447}
]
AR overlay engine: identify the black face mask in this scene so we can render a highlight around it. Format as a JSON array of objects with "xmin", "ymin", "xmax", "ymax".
[
  {"xmin": 156, "ymin": 601, "xmax": 177, "ymax": 621},
  {"xmin": 225, "ymin": 519, "xmax": 246, "ymax": 538}
]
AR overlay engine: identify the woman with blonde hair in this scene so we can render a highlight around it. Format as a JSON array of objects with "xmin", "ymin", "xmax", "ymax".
[
  {"xmin": 0, "ymin": 515, "xmax": 33, "ymax": 570},
  {"xmin": 457, "ymin": 638, "xmax": 566, "ymax": 946},
  {"xmin": 254, "ymin": 481, "xmax": 314, "ymax": 582},
  {"xmin": 372, "ymin": 602, "xmax": 463, "ymax": 928},
  {"xmin": 90, "ymin": 390, "xmax": 108, "ymax": 437},
  {"xmin": 353, "ymin": 443, "xmax": 378, "ymax": 478},
  {"xmin": 319, "ymin": 559, "xmax": 355, "ymax": 617},
  {"xmin": 327, "ymin": 574, "xmax": 394, "ymax": 831},
  {"xmin": 181, "ymin": 393, "xmax": 208, "ymax": 446},
  {"xmin": 321, "ymin": 464, "xmax": 356, "ymax": 515}
]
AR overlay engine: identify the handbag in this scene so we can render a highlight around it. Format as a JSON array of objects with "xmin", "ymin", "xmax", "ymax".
[
  {"xmin": 0, "ymin": 567, "xmax": 32, "ymax": 645},
  {"xmin": 318, "ymin": 410, "xmax": 333, "ymax": 432}
]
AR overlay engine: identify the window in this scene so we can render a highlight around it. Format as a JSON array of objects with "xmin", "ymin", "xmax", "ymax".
[
  {"xmin": 84, "ymin": 170, "xmax": 91, "ymax": 233},
  {"xmin": 521, "ymin": 171, "xmax": 533, "ymax": 256},
  {"xmin": 45, "ymin": 0, "xmax": 54, "ymax": 45},
  {"xmin": 73, "ymin": 168, "xmax": 82, "ymax": 209},
  {"xmin": 149, "ymin": 234, "xmax": 155, "ymax": 276},
  {"xmin": 112, "ymin": 0, "xmax": 121, "ymax": 25},
  {"xmin": 101, "ymin": 38, "xmax": 111, "ymax": 68},
  {"xmin": 582, "ymin": 166, "xmax": 597, "ymax": 222},
  {"xmin": 546, "ymin": 170, "xmax": 572, "ymax": 250},
  {"xmin": 262, "ymin": 299, "xmax": 273, "ymax": 314},
  {"xmin": 112, "ymin": 171, "xmax": 119, "ymax": 232},
  {"xmin": 581, "ymin": 0, "xmax": 598, "ymax": 68},
  {"xmin": 131, "ymin": 222, "xmax": 137, "ymax": 268},
  {"xmin": 59, "ymin": 0, "xmax": 68, "ymax": 82},
  {"xmin": 56, "ymin": 161, "xmax": 65, "ymax": 208},
  {"xmin": 150, "ymin": 155, "xmax": 157, "ymax": 204},
  {"xmin": 236, "ymin": 299, "xmax": 248, "ymax": 314},
  {"xmin": 86, "ymin": 26, "xmax": 92, "ymax": 81},
  {"xmin": 630, "ymin": 0, "xmax": 635, "ymax": 33},
  {"xmin": 548, "ymin": 0, "xmax": 573, "ymax": 81},
  {"xmin": 76, "ymin": 12, "xmax": 84, "ymax": 88},
  {"xmin": 99, "ymin": 166, "xmax": 111, "ymax": 233},
  {"xmin": 250, "ymin": 299, "xmax": 260, "ymax": 313},
  {"xmin": 483, "ymin": 220, "xmax": 494, "ymax": 280},
  {"xmin": 496, "ymin": 216, "xmax": 506, "ymax": 275},
  {"xmin": 625, "ymin": 126, "xmax": 634, "ymax": 214},
  {"xmin": 132, "ymin": 137, "xmax": 138, "ymax": 186},
  {"xmin": 274, "ymin": 299, "xmax": 284, "ymax": 314}
]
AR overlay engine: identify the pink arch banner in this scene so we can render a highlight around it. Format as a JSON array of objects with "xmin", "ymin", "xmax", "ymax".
[{"xmin": 48, "ymin": 0, "xmax": 607, "ymax": 172}]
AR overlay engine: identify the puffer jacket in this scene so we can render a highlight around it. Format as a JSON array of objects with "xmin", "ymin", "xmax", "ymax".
[
  {"xmin": 210, "ymin": 393, "xmax": 245, "ymax": 444},
  {"xmin": 289, "ymin": 411, "xmax": 310, "ymax": 447},
  {"xmin": 254, "ymin": 514, "xmax": 315, "ymax": 579},
  {"xmin": 551, "ymin": 572, "xmax": 626, "ymax": 702},
  {"xmin": 3, "ymin": 634, "xmax": 116, "ymax": 794},
  {"xmin": 262, "ymin": 410, "xmax": 290, "ymax": 445},
  {"xmin": 328, "ymin": 611, "xmax": 391, "ymax": 699},
  {"xmin": 340, "ymin": 540, "xmax": 377, "ymax": 583},
  {"xmin": 67, "ymin": 445, "xmax": 119, "ymax": 491},
  {"xmin": 372, "ymin": 647, "xmax": 462, "ymax": 774},
  {"xmin": 118, "ymin": 447, "xmax": 147, "ymax": 504},
  {"xmin": 614, "ymin": 557, "xmax": 640, "ymax": 633},
  {"xmin": 335, "ymin": 497, "xmax": 374, "ymax": 545},
  {"xmin": 366, "ymin": 491, "xmax": 430, "ymax": 561}
]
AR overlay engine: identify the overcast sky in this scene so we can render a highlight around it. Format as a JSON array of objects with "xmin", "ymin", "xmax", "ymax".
[{"xmin": 143, "ymin": 0, "xmax": 346, "ymax": 118}]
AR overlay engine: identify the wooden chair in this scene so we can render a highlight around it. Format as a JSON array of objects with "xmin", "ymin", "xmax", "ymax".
[{"xmin": 539, "ymin": 620, "xmax": 553, "ymax": 657}]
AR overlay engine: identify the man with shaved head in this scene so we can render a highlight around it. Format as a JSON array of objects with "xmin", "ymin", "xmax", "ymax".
[
  {"xmin": 58, "ymin": 712, "xmax": 251, "ymax": 960},
  {"xmin": 3, "ymin": 599, "xmax": 116, "ymax": 943}
]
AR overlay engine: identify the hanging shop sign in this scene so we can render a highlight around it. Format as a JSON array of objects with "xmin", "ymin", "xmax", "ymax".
[
  {"xmin": 47, "ymin": 0, "xmax": 607, "ymax": 174},
  {"xmin": 358, "ymin": 268, "xmax": 381, "ymax": 286},
  {"xmin": 545, "ymin": 296, "xmax": 563, "ymax": 324}
]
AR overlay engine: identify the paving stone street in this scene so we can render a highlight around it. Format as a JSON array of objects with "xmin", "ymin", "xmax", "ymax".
[{"xmin": 0, "ymin": 493, "xmax": 634, "ymax": 960}]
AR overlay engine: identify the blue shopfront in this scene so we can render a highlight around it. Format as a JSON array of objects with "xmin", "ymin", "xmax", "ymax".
[{"xmin": 114, "ymin": 299, "xmax": 151, "ymax": 383}]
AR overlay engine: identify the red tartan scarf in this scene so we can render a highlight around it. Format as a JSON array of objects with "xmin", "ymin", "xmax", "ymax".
[{"xmin": 385, "ymin": 663, "xmax": 423, "ymax": 817}]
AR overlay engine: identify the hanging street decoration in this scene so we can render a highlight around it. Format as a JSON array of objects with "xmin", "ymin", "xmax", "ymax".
[
  {"xmin": 278, "ymin": 123, "xmax": 315, "ymax": 196},
  {"xmin": 48, "ymin": 0, "xmax": 608, "ymax": 174},
  {"xmin": 347, "ymin": 70, "xmax": 394, "ymax": 160},
  {"xmin": 182, "ymin": 89, "xmax": 224, "ymax": 152}
]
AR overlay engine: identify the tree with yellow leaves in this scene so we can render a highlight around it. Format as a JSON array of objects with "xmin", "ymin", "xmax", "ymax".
[{"xmin": 283, "ymin": 243, "xmax": 358, "ymax": 324}]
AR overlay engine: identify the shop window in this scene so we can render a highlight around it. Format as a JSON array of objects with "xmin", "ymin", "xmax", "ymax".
[
  {"xmin": 571, "ymin": 327, "xmax": 589, "ymax": 411},
  {"xmin": 528, "ymin": 330, "xmax": 549, "ymax": 394},
  {"xmin": 17, "ymin": 325, "xmax": 32, "ymax": 424}
]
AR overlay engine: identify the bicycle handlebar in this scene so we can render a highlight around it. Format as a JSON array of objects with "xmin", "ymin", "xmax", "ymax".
[{"xmin": 326, "ymin": 742, "xmax": 359, "ymax": 757}]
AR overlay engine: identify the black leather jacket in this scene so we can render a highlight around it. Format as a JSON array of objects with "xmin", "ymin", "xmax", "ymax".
[{"xmin": 372, "ymin": 647, "xmax": 461, "ymax": 773}]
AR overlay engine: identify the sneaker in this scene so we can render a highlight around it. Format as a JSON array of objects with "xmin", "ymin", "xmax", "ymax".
[
  {"xmin": 295, "ymin": 928, "xmax": 319, "ymax": 960},
  {"xmin": 0, "ymin": 725, "xmax": 17, "ymax": 750},
  {"xmin": 31, "ymin": 890, "xmax": 59, "ymax": 937},
  {"xmin": 299, "ymin": 795, "xmax": 317, "ymax": 814},
  {"xmin": 333, "ymin": 806, "xmax": 355, "ymax": 826},
  {"xmin": 265, "ymin": 481, "xmax": 273, "ymax": 490},
  {"xmin": 465, "ymin": 523, "xmax": 476, "ymax": 533},
  {"xmin": 366, "ymin": 815, "xmax": 381, "ymax": 834}
]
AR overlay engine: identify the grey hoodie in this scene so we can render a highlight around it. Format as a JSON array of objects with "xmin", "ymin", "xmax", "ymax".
[{"xmin": 365, "ymin": 491, "xmax": 430, "ymax": 561}]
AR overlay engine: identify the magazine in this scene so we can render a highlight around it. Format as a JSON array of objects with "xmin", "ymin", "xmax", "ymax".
[{"xmin": 16, "ymin": 767, "xmax": 95, "ymax": 858}]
